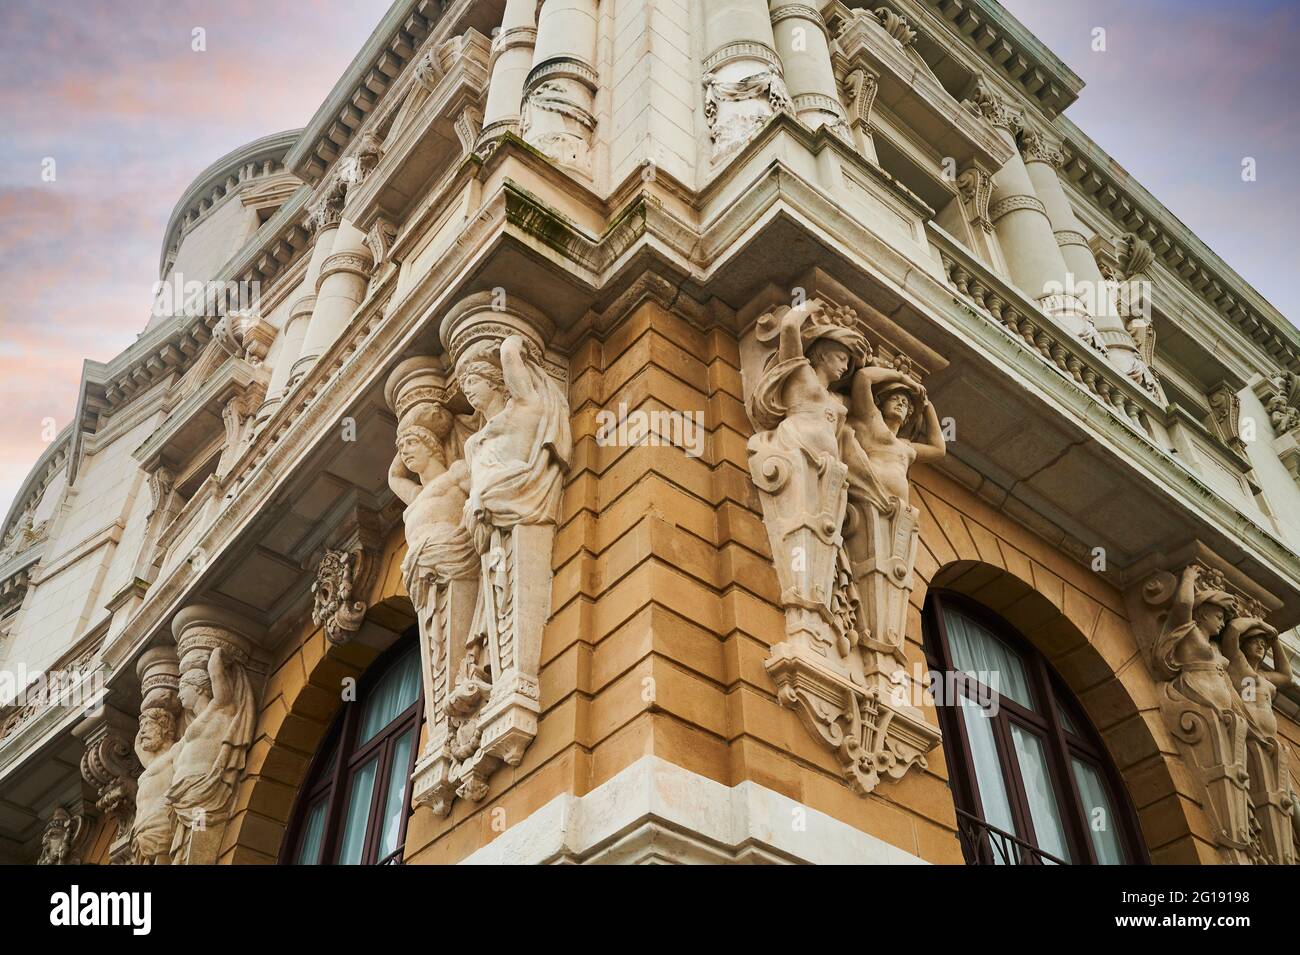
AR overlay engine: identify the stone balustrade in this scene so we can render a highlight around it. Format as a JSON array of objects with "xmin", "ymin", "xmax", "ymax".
[{"xmin": 933, "ymin": 225, "xmax": 1157, "ymax": 434}]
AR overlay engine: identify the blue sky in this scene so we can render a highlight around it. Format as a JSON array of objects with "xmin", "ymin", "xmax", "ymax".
[{"xmin": 0, "ymin": 0, "xmax": 1295, "ymax": 517}]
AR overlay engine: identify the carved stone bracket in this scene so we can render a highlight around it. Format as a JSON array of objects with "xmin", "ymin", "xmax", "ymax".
[
  {"xmin": 311, "ymin": 506, "xmax": 384, "ymax": 646},
  {"xmin": 74, "ymin": 705, "xmax": 142, "ymax": 865},
  {"xmin": 36, "ymin": 805, "xmax": 89, "ymax": 865},
  {"xmin": 739, "ymin": 281, "xmax": 946, "ymax": 796}
]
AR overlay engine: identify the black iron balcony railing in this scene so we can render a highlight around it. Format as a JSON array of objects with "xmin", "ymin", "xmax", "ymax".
[{"xmin": 955, "ymin": 809, "xmax": 1070, "ymax": 865}]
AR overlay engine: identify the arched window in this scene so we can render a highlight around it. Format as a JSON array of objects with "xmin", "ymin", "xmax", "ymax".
[
  {"xmin": 281, "ymin": 637, "xmax": 422, "ymax": 865},
  {"xmin": 923, "ymin": 592, "xmax": 1146, "ymax": 865}
]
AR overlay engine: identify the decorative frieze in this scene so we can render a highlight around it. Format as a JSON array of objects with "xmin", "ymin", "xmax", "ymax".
[
  {"xmin": 703, "ymin": 68, "xmax": 793, "ymax": 163},
  {"xmin": 740, "ymin": 295, "xmax": 944, "ymax": 795}
]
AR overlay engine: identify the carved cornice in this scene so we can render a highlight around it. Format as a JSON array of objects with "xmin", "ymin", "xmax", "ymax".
[{"xmin": 285, "ymin": 0, "xmax": 442, "ymax": 184}]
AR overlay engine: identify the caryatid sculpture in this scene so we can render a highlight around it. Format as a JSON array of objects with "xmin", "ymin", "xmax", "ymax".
[
  {"xmin": 399, "ymin": 292, "xmax": 570, "ymax": 814},
  {"xmin": 744, "ymin": 298, "xmax": 942, "ymax": 795},
  {"xmin": 385, "ymin": 357, "xmax": 481, "ymax": 815},
  {"xmin": 1222, "ymin": 616, "xmax": 1297, "ymax": 864},
  {"xmin": 130, "ymin": 646, "xmax": 182, "ymax": 865},
  {"xmin": 164, "ymin": 605, "xmax": 259, "ymax": 864},
  {"xmin": 1133, "ymin": 563, "xmax": 1253, "ymax": 862}
]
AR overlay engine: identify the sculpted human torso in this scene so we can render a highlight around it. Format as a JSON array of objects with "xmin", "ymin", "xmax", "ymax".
[
  {"xmin": 842, "ymin": 366, "xmax": 945, "ymax": 509},
  {"xmin": 171, "ymin": 647, "xmax": 239, "ymax": 784},
  {"xmin": 131, "ymin": 707, "xmax": 179, "ymax": 862}
]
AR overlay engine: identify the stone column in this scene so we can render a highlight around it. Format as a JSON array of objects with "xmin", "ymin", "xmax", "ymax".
[
  {"xmin": 288, "ymin": 220, "xmax": 373, "ymax": 385},
  {"xmin": 521, "ymin": 0, "xmax": 599, "ymax": 176},
  {"xmin": 257, "ymin": 222, "xmax": 337, "ymax": 424},
  {"xmin": 479, "ymin": 0, "xmax": 539, "ymax": 144},
  {"xmin": 968, "ymin": 83, "xmax": 1094, "ymax": 342},
  {"xmin": 769, "ymin": 0, "xmax": 848, "ymax": 137},
  {"xmin": 703, "ymin": 0, "xmax": 790, "ymax": 164},
  {"xmin": 1022, "ymin": 128, "xmax": 1140, "ymax": 368}
]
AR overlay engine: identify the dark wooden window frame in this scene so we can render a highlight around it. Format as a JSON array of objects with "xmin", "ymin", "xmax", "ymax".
[
  {"xmin": 923, "ymin": 590, "xmax": 1148, "ymax": 864},
  {"xmin": 279, "ymin": 634, "xmax": 423, "ymax": 865}
]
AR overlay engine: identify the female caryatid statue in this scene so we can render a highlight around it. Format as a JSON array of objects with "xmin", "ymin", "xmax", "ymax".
[
  {"xmin": 840, "ymin": 363, "xmax": 945, "ymax": 660},
  {"xmin": 165, "ymin": 628, "xmax": 257, "ymax": 864},
  {"xmin": 1152, "ymin": 565, "xmax": 1252, "ymax": 860},
  {"xmin": 746, "ymin": 302, "xmax": 868, "ymax": 653},
  {"xmin": 1222, "ymin": 616, "xmax": 1297, "ymax": 863}
]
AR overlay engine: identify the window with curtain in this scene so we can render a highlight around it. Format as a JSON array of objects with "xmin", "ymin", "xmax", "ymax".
[
  {"xmin": 282, "ymin": 637, "xmax": 422, "ymax": 865},
  {"xmin": 924, "ymin": 592, "xmax": 1145, "ymax": 865}
]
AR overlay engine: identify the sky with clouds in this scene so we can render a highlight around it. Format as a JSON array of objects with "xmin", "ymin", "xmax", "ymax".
[{"xmin": 0, "ymin": 0, "xmax": 1296, "ymax": 519}]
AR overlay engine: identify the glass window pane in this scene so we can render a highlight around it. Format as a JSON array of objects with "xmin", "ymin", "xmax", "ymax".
[
  {"xmin": 943, "ymin": 607, "xmax": 1035, "ymax": 710},
  {"xmin": 1072, "ymin": 758, "xmax": 1126, "ymax": 864},
  {"xmin": 377, "ymin": 728, "xmax": 416, "ymax": 860},
  {"xmin": 336, "ymin": 757, "xmax": 379, "ymax": 865},
  {"xmin": 1055, "ymin": 700, "xmax": 1079, "ymax": 736},
  {"xmin": 358, "ymin": 646, "xmax": 421, "ymax": 744},
  {"xmin": 958, "ymin": 695, "xmax": 1016, "ymax": 856},
  {"xmin": 1010, "ymin": 725, "xmax": 1072, "ymax": 863},
  {"xmin": 293, "ymin": 799, "xmax": 328, "ymax": 865}
]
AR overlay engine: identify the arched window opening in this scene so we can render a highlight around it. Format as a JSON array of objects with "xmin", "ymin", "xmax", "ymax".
[
  {"xmin": 281, "ymin": 637, "xmax": 422, "ymax": 865},
  {"xmin": 923, "ymin": 592, "xmax": 1146, "ymax": 865}
]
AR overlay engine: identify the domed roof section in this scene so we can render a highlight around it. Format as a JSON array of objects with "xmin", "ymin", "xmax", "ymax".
[{"xmin": 148, "ymin": 130, "xmax": 303, "ymax": 332}]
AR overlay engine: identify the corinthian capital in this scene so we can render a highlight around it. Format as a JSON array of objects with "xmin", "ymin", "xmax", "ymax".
[
  {"xmin": 1019, "ymin": 127, "xmax": 1065, "ymax": 167},
  {"xmin": 964, "ymin": 77, "xmax": 1023, "ymax": 135}
]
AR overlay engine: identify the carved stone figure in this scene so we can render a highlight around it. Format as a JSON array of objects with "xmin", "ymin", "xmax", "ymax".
[
  {"xmin": 164, "ymin": 607, "xmax": 258, "ymax": 864},
  {"xmin": 404, "ymin": 295, "xmax": 571, "ymax": 815},
  {"xmin": 37, "ymin": 807, "xmax": 83, "ymax": 865},
  {"xmin": 384, "ymin": 357, "xmax": 480, "ymax": 814},
  {"xmin": 1266, "ymin": 372, "xmax": 1300, "ymax": 435},
  {"xmin": 744, "ymin": 298, "xmax": 942, "ymax": 795},
  {"xmin": 130, "ymin": 646, "xmax": 181, "ymax": 865},
  {"xmin": 841, "ymin": 363, "xmax": 945, "ymax": 662},
  {"xmin": 1222, "ymin": 617, "xmax": 1297, "ymax": 864},
  {"xmin": 1140, "ymin": 564, "xmax": 1252, "ymax": 862}
]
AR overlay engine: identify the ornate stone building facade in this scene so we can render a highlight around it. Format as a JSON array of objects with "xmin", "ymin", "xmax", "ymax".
[{"xmin": 3, "ymin": 0, "xmax": 1300, "ymax": 866}]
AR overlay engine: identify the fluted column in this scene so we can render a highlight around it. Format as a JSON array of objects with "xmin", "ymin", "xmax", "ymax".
[
  {"xmin": 257, "ymin": 223, "xmax": 336, "ymax": 424},
  {"xmin": 288, "ymin": 220, "xmax": 373, "ymax": 385},
  {"xmin": 521, "ymin": 0, "xmax": 599, "ymax": 176},
  {"xmin": 769, "ymin": 0, "xmax": 848, "ymax": 137},
  {"xmin": 1022, "ymin": 128, "xmax": 1141, "ymax": 367},
  {"xmin": 969, "ymin": 84, "xmax": 1092, "ymax": 338},
  {"xmin": 703, "ymin": 0, "xmax": 789, "ymax": 164},
  {"xmin": 479, "ymin": 0, "xmax": 539, "ymax": 144}
]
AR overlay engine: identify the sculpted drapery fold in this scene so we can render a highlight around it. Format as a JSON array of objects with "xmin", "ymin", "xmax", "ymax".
[{"xmin": 742, "ymin": 294, "xmax": 945, "ymax": 795}]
